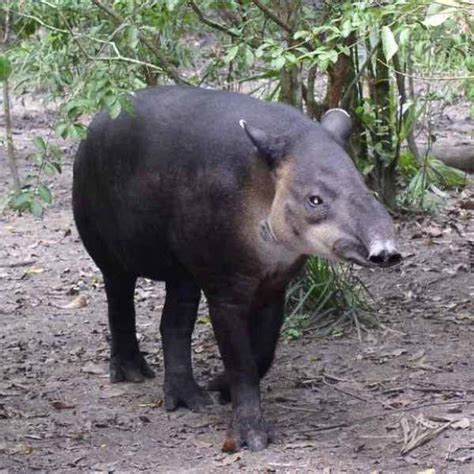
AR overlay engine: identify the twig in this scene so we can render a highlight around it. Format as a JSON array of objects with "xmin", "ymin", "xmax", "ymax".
[
  {"xmin": 323, "ymin": 379, "xmax": 369, "ymax": 402},
  {"xmin": 14, "ymin": 12, "xmax": 68, "ymax": 34},
  {"xmin": 250, "ymin": 0, "xmax": 292, "ymax": 33},
  {"xmin": 0, "ymin": 259, "xmax": 36, "ymax": 268},
  {"xmin": 376, "ymin": 57, "xmax": 473, "ymax": 81},
  {"xmin": 401, "ymin": 420, "xmax": 452, "ymax": 455},
  {"xmin": 411, "ymin": 385, "xmax": 474, "ymax": 394},
  {"xmin": 279, "ymin": 399, "xmax": 474, "ymax": 432},
  {"xmin": 90, "ymin": 0, "xmax": 190, "ymax": 85},
  {"xmin": 188, "ymin": 1, "xmax": 239, "ymax": 38},
  {"xmin": 341, "ymin": 41, "xmax": 379, "ymax": 107}
]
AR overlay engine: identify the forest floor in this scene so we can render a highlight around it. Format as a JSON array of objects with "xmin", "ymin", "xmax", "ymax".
[{"xmin": 0, "ymin": 96, "xmax": 473, "ymax": 473}]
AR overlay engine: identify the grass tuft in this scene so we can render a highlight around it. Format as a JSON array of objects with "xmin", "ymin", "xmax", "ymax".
[{"xmin": 283, "ymin": 257, "xmax": 374, "ymax": 340}]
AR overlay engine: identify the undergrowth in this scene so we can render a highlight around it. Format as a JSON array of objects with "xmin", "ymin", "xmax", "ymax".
[{"xmin": 283, "ymin": 257, "xmax": 375, "ymax": 340}]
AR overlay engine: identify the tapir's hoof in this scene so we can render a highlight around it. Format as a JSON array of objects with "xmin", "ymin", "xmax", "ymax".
[
  {"xmin": 164, "ymin": 377, "xmax": 213, "ymax": 412},
  {"xmin": 110, "ymin": 352, "xmax": 155, "ymax": 383},
  {"xmin": 207, "ymin": 372, "xmax": 231, "ymax": 404},
  {"xmin": 223, "ymin": 417, "xmax": 273, "ymax": 452}
]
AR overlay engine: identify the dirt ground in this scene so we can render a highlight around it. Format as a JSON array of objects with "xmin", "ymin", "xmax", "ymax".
[{"xmin": 1, "ymin": 96, "xmax": 473, "ymax": 473}]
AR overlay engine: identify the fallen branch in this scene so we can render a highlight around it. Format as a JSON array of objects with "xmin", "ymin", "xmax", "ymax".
[{"xmin": 0, "ymin": 259, "xmax": 37, "ymax": 268}]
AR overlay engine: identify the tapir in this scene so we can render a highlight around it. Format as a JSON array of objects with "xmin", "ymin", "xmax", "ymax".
[{"xmin": 72, "ymin": 86, "xmax": 401, "ymax": 451}]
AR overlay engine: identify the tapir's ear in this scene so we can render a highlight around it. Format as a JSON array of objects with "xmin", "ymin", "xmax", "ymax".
[
  {"xmin": 239, "ymin": 119, "xmax": 289, "ymax": 167},
  {"xmin": 321, "ymin": 108, "xmax": 352, "ymax": 146}
]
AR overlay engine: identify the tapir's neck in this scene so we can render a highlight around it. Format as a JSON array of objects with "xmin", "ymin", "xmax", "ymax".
[{"xmin": 240, "ymin": 160, "xmax": 303, "ymax": 277}]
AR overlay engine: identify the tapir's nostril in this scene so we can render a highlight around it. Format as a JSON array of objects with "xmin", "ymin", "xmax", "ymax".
[{"xmin": 368, "ymin": 250, "xmax": 402, "ymax": 267}]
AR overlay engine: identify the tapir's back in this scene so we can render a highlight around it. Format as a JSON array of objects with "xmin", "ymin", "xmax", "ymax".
[{"xmin": 79, "ymin": 86, "xmax": 307, "ymax": 173}]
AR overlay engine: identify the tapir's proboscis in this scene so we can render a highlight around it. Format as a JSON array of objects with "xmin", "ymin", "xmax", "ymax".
[{"xmin": 73, "ymin": 86, "xmax": 401, "ymax": 451}]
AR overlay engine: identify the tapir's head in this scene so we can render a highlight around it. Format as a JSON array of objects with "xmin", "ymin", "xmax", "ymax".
[{"xmin": 240, "ymin": 109, "xmax": 401, "ymax": 267}]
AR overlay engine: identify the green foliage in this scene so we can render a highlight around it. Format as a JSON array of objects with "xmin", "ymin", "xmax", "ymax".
[
  {"xmin": 283, "ymin": 257, "xmax": 373, "ymax": 339},
  {"xmin": 7, "ymin": 136, "xmax": 61, "ymax": 217},
  {"xmin": 0, "ymin": 55, "xmax": 12, "ymax": 81},
  {"xmin": 398, "ymin": 151, "xmax": 469, "ymax": 210}
]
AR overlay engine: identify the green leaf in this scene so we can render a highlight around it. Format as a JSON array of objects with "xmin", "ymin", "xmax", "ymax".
[
  {"xmin": 30, "ymin": 199, "xmax": 43, "ymax": 218},
  {"xmin": 381, "ymin": 26, "xmax": 398, "ymax": 62},
  {"xmin": 33, "ymin": 136, "xmax": 47, "ymax": 153},
  {"xmin": 423, "ymin": 8, "xmax": 456, "ymax": 27},
  {"xmin": 55, "ymin": 123, "xmax": 69, "ymax": 139},
  {"xmin": 272, "ymin": 55, "xmax": 286, "ymax": 70},
  {"xmin": 108, "ymin": 101, "xmax": 122, "ymax": 120},
  {"xmin": 165, "ymin": 0, "xmax": 180, "ymax": 11},
  {"xmin": 9, "ymin": 191, "xmax": 31, "ymax": 210},
  {"xmin": 37, "ymin": 184, "xmax": 52, "ymax": 204},
  {"xmin": 126, "ymin": 25, "xmax": 139, "ymax": 49},
  {"xmin": 0, "ymin": 55, "xmax": 12, "ymax": 81},
  {"xmin": 223, "ymin": 45, "xmax": 239, "ymax": 63},
  {"xmin": 399, "ymin": 28, "xmax": 410, "ymax": 46}
]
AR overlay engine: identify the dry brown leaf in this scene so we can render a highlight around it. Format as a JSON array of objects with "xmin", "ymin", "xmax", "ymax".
[
  {"xmin": 61, "ymin": 295, "xmax": 88, "ymax": 309},
  {"xmin": 138, "ymin": 400, "xmax": 163, "ymax": 409},
  {"xmin": 222, "ymin": 453, "xmax": 241, "ymax": 466},
  {"xmin": 25, "ymin": 266, "xmax": 44, "ymax": 275},
  {"xmin": 50, "ymin": 400, "xmax": 76, "ymax": 410}
]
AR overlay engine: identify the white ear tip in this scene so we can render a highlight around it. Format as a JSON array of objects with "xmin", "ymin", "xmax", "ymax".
[
  {"xmin": 324, "ymin": 108, "xmax": 350, "ymax": 118},
  {"xmin": 239, "ymin": 119, "xmax": 247, "ymax": 129}
]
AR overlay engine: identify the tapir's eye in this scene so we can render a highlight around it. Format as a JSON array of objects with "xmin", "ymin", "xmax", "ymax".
[{"xmin": 308, "ymin": 195, "xmax": 323, "ymax": 207}]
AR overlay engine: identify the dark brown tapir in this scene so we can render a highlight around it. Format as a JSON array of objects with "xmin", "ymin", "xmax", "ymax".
[{"xmin": 73, "ymin": 86, "xmax": 401, "ymax": 451}]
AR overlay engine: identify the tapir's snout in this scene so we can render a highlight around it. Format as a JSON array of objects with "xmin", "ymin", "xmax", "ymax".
[
  {"xmin": 333, "ymin": 237, "xmax": 402, "ymax": 268},
  {"xmin": 367, "ymin": 241, "xmax": 402, "ymax": 267}
]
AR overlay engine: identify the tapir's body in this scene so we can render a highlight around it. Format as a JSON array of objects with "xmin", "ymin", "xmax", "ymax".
[
  {"xmin": 73, "ymin": 86, "xmax": 401, "ymax": 451},
  {"xmin": 74, "ymin": 87, "xmax": 307, "ymax": 288}
]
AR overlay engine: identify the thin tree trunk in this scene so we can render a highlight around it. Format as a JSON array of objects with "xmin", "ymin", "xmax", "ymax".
[
  {"xmin": 278, "ymin": 0, "xmax": 303, "ymax": 109},
  {"xmin": 368, "ymin": 42, "xmax": 396, "ymax": 208},
  {"xmin": 3, "ymin": 78, "xmax": 20, "ymax": 191}
]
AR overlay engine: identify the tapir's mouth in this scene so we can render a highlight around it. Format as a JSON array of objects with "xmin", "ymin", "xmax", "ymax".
[{"xmin": 333, "ymin": 239, "xmax": 402, "ymax": 268}]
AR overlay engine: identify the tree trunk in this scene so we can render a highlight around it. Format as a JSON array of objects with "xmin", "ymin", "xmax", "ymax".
[
  {"xmin": 368, "ymin": 43, "xmax": 397, "ymax": 208},
  {"xmin": 277, "ymin": 0, "xmax": 303, "ymax": 109}
]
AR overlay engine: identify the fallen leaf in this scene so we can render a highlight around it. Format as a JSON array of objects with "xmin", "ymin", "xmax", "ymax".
[
  {"xmin": 61, "ymin": 295, "xmax": 88, "ymax": 309},
  {"xmin": 50, "ymin": 400, "xmax": 76, "ymax": 410},
  {"xmin": 99, "ymin": 387, "xmax": 125, "ymax": 399},
  {"xmin": 82, "ymin": 362, "xmax": 105, "ymax": 375},
  {"xmin": 25, "ymin": 266, "xmax": 44, "ymax": 275},
  {"xmin": 408, "ymin": 350, "xmax": 426, "ymax": 362},
  {"xmin": 425, "ymin": 225, "xmax": 443, "ymax": 238},
  {"xmin": 192, "ymin": 439, "xmax": 213, "ymax": 449},
  {"xmin": 138, "ymin": 400, "xmax": 163, "ymax": 408},
  {"xmin": 12, "ymin": 445, "xmax": 33, "ymax": 455},
  {"xmin": 222, "ymin": 453, "xmax": 241, "ymax": 466},
  {"xmin": 459, "ymin": 199, "xmax": 474, "ymax": 210},
  {"xmin": 452, "ymin": 418, "xmax": 470, "ymax": 429}
]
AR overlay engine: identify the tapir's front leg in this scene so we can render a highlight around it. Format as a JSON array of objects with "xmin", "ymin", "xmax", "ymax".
[{"xmin": 207, "ymin": 290, "xmax": 270, "ymax": 452}]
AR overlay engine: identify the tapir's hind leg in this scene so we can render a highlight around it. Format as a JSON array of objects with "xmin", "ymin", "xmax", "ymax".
[
  {"xmin": 208, "ymin": 290, "xmax": 285, "ymax": 403},
  {"xmin": 161, "ymin": 279, "xmax": 212, "ymax": 411},
  {"xmin": 103, "ymin": 272, "xmax": 155, "ymax": 383}
]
